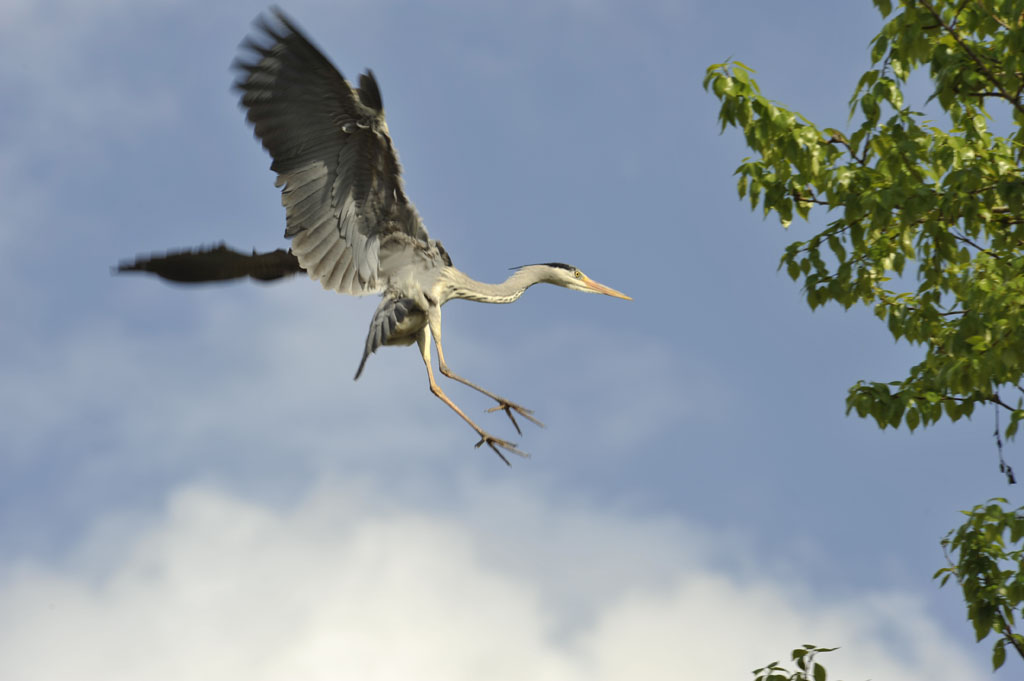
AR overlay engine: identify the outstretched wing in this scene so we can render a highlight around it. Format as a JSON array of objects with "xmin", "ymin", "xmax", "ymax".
[
  {"xmin": 116, "ymin": 243, "xmax": 303, "ymax": 283},
  {"xmin": 234, "ymin": 8, "xmax": 431, "ymax": 295}
]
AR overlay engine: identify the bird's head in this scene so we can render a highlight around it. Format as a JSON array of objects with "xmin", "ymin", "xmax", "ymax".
[{"xmin": 516, "ymin": 262, "xmax": 632, "ymax": 300}]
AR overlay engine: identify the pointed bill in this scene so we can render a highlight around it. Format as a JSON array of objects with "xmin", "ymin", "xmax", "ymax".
[{"xmin": 581, "ymin": 275, "xmax": 632, "ymax": 300}]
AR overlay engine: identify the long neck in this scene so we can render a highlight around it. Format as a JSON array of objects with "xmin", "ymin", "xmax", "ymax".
[{"xmin": 440, "ymin": 266, "xmax": 549, "ymax": 304}]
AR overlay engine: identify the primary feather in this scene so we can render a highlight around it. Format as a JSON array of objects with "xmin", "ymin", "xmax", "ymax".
[{"xmin": 232, "ymin": 7, "xmax": 444, "ymax": 295}]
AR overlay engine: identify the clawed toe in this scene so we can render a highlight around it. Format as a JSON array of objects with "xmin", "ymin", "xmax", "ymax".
[
  {"xmin": 485, "ymin": 400, "xmax": 544, "ymax": 434},
  {"xmin": 474, "ymin": 433, "xmax": 530, "ymax": 465}
]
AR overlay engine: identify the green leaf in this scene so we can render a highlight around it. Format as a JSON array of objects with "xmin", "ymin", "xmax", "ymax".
[
  {"xmin": 703, "ymin": 3, "xmax": 1024, "ymax": 458},
  {"xmin": 870, "ymin": 35, "xmax": 889, "ymax": 64},
  {"xmin": 906, "ymin": 406, "xmax": 920, "ymax": 431},
  {"xmin": 992, "ymin": 639, "xmax": 1006, "ymax": 670}
]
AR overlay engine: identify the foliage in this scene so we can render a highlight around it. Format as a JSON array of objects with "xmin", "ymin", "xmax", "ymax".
[
  {"xmin": 751, "ymin": 645, "xmax": 842, "ymax": 681},
  {"xmin": 704, "ymin": 1, "xmax": 1024, "ymax": 676},
  {"xmin": 936, "ymin": 498, "xmax": 1024, "ymax": 669},
  {"xmin": 703, "ymin": 0, "xmax": 1024, "ymax": 455}
]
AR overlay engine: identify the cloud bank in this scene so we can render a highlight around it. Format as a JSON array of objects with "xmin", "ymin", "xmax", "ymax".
[{"xmin": 0, "ymin": 478, "xmax": 977, "ymax": 681}]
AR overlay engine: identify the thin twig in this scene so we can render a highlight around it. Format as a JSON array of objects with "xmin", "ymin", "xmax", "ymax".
[
  {"xmin": 990, "ymin": 392, "xmax": 1017, "ymax": 412},
  {"xmin": 826, "ymin": 135, "xmax": 869, "ymax": 166},
  {"xmin": 975, "ymin": 0, "xmax": 1013, "ymax": 30},
  {"xmin": 918, "ymin": 0, "xmax": 1024, "ymax": 118},
  {"xmin": 952, "ymin": 230, "xmax": 1001, "ymax": 258},
  {"xmin": 995, "ymin": 404, "xmax": 1016, "ymax": 484}
]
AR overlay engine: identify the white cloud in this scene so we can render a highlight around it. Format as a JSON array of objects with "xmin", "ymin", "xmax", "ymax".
[
  {"xmin": 0, "ymin": 478, "xmax": 980, "ymax": 681},
  {"xmin": 0, "ymin": 3, "xmax": 996, "ymax": 679}
]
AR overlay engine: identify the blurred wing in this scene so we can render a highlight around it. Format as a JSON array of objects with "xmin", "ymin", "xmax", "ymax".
[
  {"xmin": 116, "ymin": 243, "xmax": 303, "ymax": 283},
  {"xmin": 234, "ymin": 8, "xmax": 431, "ymax": 295}
]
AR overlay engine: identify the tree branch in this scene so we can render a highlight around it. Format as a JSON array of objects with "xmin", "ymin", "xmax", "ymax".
[
  {"xmin": 990, "ymin": 392, "xmax": 1017, "ymax": 412},
  {"xmin": 995, "ymin": 607, "xmax": 1024, "ymax": 661},
  {"xmin": 826, "ymin": 134, "xmax": 868, "ymax": 166},
  {"xmin": 791, "ymin": 188, "xmax": 830, "ymax": 206},
  {"xmin": 952, "ymin": 229, "xmax": 1001, "ymax": 258},
  {"xmin": 975, "ymin": 0, "xmax": 1013, "ymax": 30},
  {"xmin": 918, "ymin": 0, "xmax": 1024, "ymax": 119}
]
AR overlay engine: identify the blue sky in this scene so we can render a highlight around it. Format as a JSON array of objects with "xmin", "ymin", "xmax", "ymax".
[{"xmin": 1, "ymin": 0, "xmax": 1020, "ymax": 678}]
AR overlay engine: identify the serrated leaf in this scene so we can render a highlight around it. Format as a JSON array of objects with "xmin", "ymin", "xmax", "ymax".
[{"xmin": 703, "ymin": 8, "xmax": 1024, "ymax": 448}]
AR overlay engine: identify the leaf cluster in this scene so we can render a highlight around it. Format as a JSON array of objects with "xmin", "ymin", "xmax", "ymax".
[
  {"xmin": 704, "ymin": 0, "xmax": 1024, "ymax": 442},
  {"xmin": 752, "ymin": 645, "xmax": 842, "ymax": 681},
  {"xmin": 935, "ymin": 498, "xmax": 1024, "ymax": 669}
]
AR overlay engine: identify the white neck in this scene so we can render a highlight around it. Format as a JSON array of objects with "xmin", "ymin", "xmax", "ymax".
[{"xmin": 439, "ymin": 266, "xmax": 551, "ymax": 304}]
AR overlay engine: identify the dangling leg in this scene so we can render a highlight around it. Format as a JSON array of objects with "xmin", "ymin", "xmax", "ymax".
[
  {"xmin": 417, "ymin": 328, "xmax": 528, "ymax": 464},
  {"xmin": 427, "ymin": 312, "xmax": 543, "ymax": 434}
]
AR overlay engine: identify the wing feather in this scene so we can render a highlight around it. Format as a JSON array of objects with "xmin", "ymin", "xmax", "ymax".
[
  {"xmin": 234, "ymin": 7, "xmax": 433, "ymax": 295},
  {"xmin": 115, "ymin": 244, "xmax": 304, "ymax": 283}
]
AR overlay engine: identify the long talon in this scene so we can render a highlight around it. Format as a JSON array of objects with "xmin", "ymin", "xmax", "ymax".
[
  {"xmin": 485, "ymin": 401, "xmax": 545, "ymax": 433},
  {"xmin": 491, "ymin": 404, "xmax": 522, "ymax": 435},
  {"xmin": 474, "ymin": 433, "xmax": 530, "ymax": 465}
]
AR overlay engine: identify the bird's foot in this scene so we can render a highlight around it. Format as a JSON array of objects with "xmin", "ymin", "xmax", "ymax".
[
  {"xmin": 485, "ymin": 399, "xmax": 544, "ymax": 435},
  {"xmin": 474, "ymin": 432, "xmax": 530, "ymax": 466}
]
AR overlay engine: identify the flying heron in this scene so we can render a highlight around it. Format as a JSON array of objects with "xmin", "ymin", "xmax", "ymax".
[{"xmin": 117, "ymin": 8, "xmax": 631, "ymax": 464}]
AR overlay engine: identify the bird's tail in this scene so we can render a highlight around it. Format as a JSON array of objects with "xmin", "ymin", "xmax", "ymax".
[{"xmin": 114, "ymin": 243, "xmax": 304, "ymax": 283}]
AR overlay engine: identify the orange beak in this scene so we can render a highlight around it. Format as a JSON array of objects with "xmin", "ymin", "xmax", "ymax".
[{"xmin": 581, "ymin": 275, "xmax": 632, "ymax": 300}]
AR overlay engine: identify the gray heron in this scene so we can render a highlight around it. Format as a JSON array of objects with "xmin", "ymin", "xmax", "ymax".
[{"xmin": 117, "ymin": 8, "xmax": 631, "ymax": 464}]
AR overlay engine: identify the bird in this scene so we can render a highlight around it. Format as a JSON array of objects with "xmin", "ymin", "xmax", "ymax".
[{"xmin": 116, "ymin": 7, "xmax": 631, "ymax": 464}]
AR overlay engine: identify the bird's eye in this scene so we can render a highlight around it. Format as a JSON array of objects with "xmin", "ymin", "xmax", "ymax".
[{"xmin": 574, "ymin": 270, "xmax": 583, "ymax": 279}]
